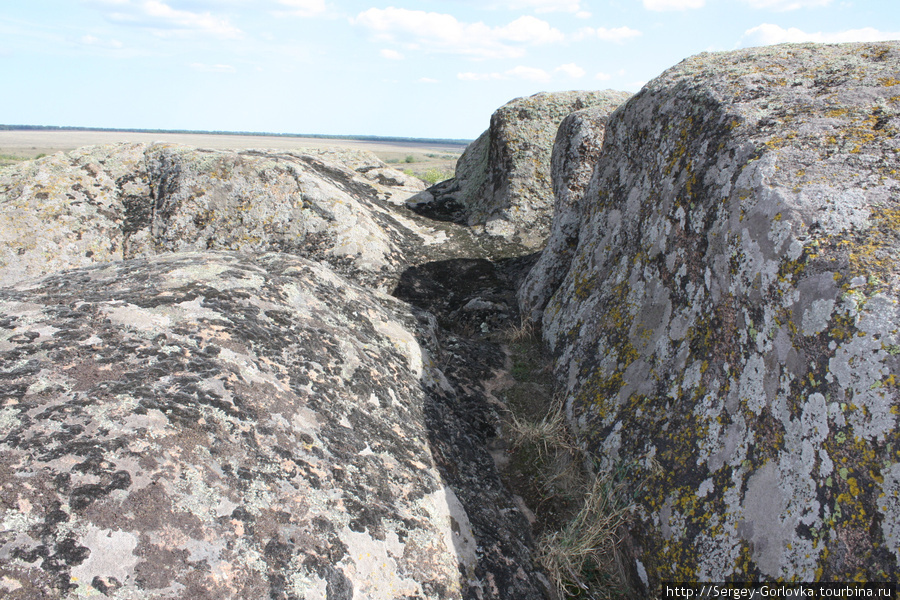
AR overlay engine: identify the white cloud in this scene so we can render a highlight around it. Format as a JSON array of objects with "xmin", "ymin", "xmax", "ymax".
[
  {"xmin": 501, "ymin": 0, "xmax": 583, "ymax": 13},
  {"xmin": 643, "ymin": 0, "xmax": 705, "ymax": 10},
  {"xmin": 579, "ymin": 26, "xmax": 642, "ymax": 42},
  {"xmin": 80, "ymin": 34, "xmax": 124, "ymax": 48},
  {"xmin": 419, "ymin": 77, "xmax": 439, "ymax": 83},
  {"xmin": 741, "ymin": 23, "xmax": 900, "ymax": 46},
  {"xmin": 595, "ymin": 71, "xmax": 612, "ymax": 80},
  {"xmin": 556, "ymin": 63, "xmax": 585, "ymax": 78},
  {"xmin": 380, "ymin": 48, "xmax": 404, "ymax": 60},
  {"xmin": 508, "ymin": 65, "xmax": 552, "ymax": 81},
  {"xmin": 576, "ymin": 10, "xmax": 592, "ymax": 19},
  {"xmin": 190, "ymin": 62, "xmax": 236, "ymax": 72},
  {"xmin": 458, "ymin": 65, "xmax": 552, "ymax": 82},
  {"xmin": 742, "ymin": 0, "xmax": 830, "ymax": 9},
  {"xmin": 499, "ymin": 15, "xmax": 566, "ymax": 44},
  {"xmin": 103, "ymin": 1, "xmax": 243, "ymax": 38},
  {"xmin": 277, "ymin": 0, "xmax": 327, "ymax": 17},
  {"xmin": 353, "ymin": 8, "xmax": 564, "ymax": 59}
]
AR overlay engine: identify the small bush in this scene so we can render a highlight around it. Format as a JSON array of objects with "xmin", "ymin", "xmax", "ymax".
[
  {"xmin": 404, "ymin": 154, "xmax": 416, "ymax": 163},
  {"xmin": 420, "ymin": 167, "xmax": 453, "ymax": 185}
]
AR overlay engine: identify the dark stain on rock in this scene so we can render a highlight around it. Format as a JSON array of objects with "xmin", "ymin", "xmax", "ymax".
[
  {"xmin": 91, "ymin": 575, "xmax": 123, "ymax": 596},
  {"xmin": 326, "ymin": 566, "xmax": 354, "ymax": 600}
]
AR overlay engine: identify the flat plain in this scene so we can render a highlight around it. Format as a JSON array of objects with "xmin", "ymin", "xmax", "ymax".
[{"xmin": 0, "ymin": 130, "xmax": 466, "ymax": 180}]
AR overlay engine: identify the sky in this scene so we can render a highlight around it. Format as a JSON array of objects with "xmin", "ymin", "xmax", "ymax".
[{"xmin": 1, "ymin": 1, "xmax": 899, "ymax": 140}]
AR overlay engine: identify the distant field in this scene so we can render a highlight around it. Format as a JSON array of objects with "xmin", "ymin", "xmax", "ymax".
[{"xmin": 0, "ymin": 130, "xmax": 467, "ymax": 183}]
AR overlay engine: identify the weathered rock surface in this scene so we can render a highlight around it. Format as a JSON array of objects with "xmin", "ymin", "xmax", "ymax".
[
  {"xmin": 523, "ymin": 41, "xmax": 900, "ymax": 588},
  {"xmin": 0, "ymin": 251, "xmax": 548, "ymax": 599},
  {"xmin": 301, "ymin": 148, "xmax": 427, "ymax": 193},
  {"xmin": 409, "ymin": 91, "xmax": 630, "ymax": 249},
  {"xmin": 0, "ymin": 144, "xmax": 439, "ymax": 291},
  {"xmin": 518, "ymin": 106, "xmax": 619, "ymax": 323}
]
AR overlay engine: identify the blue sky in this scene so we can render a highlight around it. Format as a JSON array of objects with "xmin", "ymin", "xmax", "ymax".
[{"xmin": 2, "ymin": 1, "xmax": 898, "ymax": 139}]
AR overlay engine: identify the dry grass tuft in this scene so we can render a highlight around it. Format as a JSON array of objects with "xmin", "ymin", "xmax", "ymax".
[
  {"xmin": 497, "ymin": 315, "xmax": 635, "ymax": 598},
  {"xmin": 538, "ymin": 472, "xmax": 633, "ymax": 599},
  {"xmin": 508, "ymin": 398, "xmax": 573, "ymax": 457},
  {"xmin": 500, "ymin": 317, "xmax": 537, "ymax": 343},
  {"xmin": 505, "ymin": 394, "xmax": 634, "ymax": 598}
]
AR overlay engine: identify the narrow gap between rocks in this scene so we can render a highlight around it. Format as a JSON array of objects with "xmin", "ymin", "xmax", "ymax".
[{"xmin": 392, "ymin": 239, "xmax": 633, "ymax": 599}]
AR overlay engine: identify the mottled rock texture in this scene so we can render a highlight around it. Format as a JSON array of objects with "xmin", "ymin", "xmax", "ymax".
[
  {"xmin": 409, "ymin": 91, "xmax": 630, "ymax": 249},
  {"xmin": 0, "ymin": 144, "xmax": 437, "ymax": 291},
  {"xmin": 523, "ymin": 41, "xmax": 900, "ymax": 589},
  {"xmin": 0, "ymin": 251, "xmax": 547, "ymax": 599},
  {"xmin": 519, "ymin": 106, "xmax": 619, "ymax": 322}
]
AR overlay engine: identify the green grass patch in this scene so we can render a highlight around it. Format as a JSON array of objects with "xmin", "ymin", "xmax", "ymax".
[
  {"xmin": 420, "ymin": 167, "xmax": 453, "ymax": 185},
  {"xmin": 0, "ymin": 152, "xmax": 47, "ymax": 166}
]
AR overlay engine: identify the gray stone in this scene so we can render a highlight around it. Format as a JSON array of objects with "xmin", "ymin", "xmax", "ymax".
[
  {"xmin": 523, "ymin": 41, "xmax": 900, "ymax": 588},
  {"xmin": 518, "ymin": 106, "xmax": 620, "ymax": 323},
  {"xmin": 0, "ymin": 144, "xmax": 438, "ymax": 291},
  {"xmin": 0, "ymin": 251, "xmax": 548, "ymax": 599},
  {"xmin": 301, "ymin": 147, "xmax": 426, "ymax": 195},
  {"xmin": 409, "ymin": 91, "xmax": 631, "ymax": 249}
]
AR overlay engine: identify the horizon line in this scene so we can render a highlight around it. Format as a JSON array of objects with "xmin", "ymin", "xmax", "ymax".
[{"xmin": 0, "ymin": 125, "xmax": 474, "ymax": 147}]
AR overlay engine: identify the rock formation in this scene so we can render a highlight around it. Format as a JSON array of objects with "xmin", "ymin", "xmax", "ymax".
[
  {"xmin": 5, "ymin": 39, "xmax": 900, "ymax": 600},
  {"xmin": 521, "ymin": 41, "xmax": 900, "ymax": 589},
  {"xmin": 0, "ymin": 145, "xmax": 551, "ymax": 598},
  {"xmin": 0, "ymin": 250, "xmax": 549, "ymax": 599},
  {"xmin": 519, "ymin": 106, "xmax": 620, "ymax": 322},
  {"xmin": 0, "ymin": 144, "xmax": 436, "ymax": 291},
  {"xmin": 408, "ymin": 90, "xmax": 631, "ymax": 249}
]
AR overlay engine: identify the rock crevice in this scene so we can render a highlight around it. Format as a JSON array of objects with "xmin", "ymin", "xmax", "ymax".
[{"xmin": 4, "ymin": 41, "xmax": 900, "ymax": 599}]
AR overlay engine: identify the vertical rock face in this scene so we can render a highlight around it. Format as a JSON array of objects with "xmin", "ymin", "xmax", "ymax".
[
  {"xmin": 0, "ymin": 252, "xmax": 547, "ymax": 599},
  {"xmin": 519, "ymin": 106, "xmax": 620, "ymax": 322},
  {"xmin": 524, "ymin": 42, "xmax": 900, "ymax": 587},
  {"xmin": 410, "ymin": 91, "xmax": 631, "ymax": 249}
]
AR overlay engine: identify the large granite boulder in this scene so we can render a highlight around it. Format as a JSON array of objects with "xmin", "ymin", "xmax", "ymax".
[
  {"xmin": 0, "ymin": 251, "xmax": 548, "ymax": 599},
  {"xmin": 518, "ymin": 106, "xmax": 620, "ymax": 322},
  {"xmin": 409, "ymin": 91, "xmax": 631, "ymax": 249},
  {"xmin": 0, "ymin": 144, "xmax": 439, "ymax": 291},
  {"xmin": 522, "ymin": 42, "xmax": 900, "ymax": 588}
]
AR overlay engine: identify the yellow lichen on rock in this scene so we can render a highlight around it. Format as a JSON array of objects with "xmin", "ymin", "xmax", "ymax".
[{"xmin": 522, "ymin": 41, "xmax": 900, "ymax": 591}]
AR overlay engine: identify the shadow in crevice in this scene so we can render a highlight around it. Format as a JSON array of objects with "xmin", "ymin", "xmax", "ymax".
[
  {"xmin": 392, "ymin": 254, "xmax": 540, "ymax": 337},
  {"xmin": 407, "ymin": 189, "xmax": 469, "ymax": 225},
  {"xmin": 393, "ymin": 252, "xmax": 554, "ymax": 599}
]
